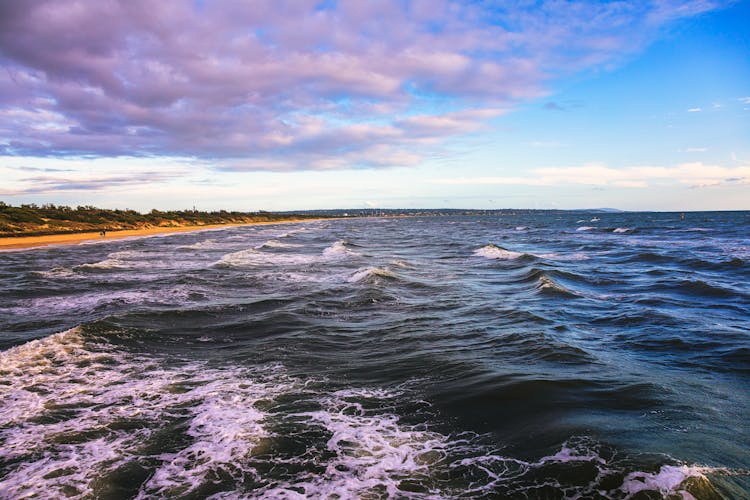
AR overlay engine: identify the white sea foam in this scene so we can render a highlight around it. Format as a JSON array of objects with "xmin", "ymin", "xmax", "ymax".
[
  {"xmin": 258, "ymin": 388, "xmax": 451, "ymax": 498},
  {"xmin": 138, "ymin": 373, "xmax": 292, "ymax": 498},
  {"xmin": 348, "ymin": 267, "xmax": 398, "ymax": 283},
  {"xmin": 613, "ymin": 227, "xmax": 632, "ymax": 233},
  {"xmin": 33, "ymin": 266, "xmax": 78, "ymax": 278},
  {"xmin": 0, "ymin": 330, "xmax": 724, "ymax": 499},
  {"xmin": 515, "ymin": 226, "xmax": 530, "ymax": 231},
  {"xmin": 178, "ymin": 239, "xmax": 222, "ymax": 250},
  {"xmin": 0, "ymin": 328, "xmax": 293, "ymax": 499},
  {"xmin": 474, "ymin": 244, "xmax": 525, "ymax": 260},
  {"xmin": 8, "ymin": 287, "xmax": 203, "ymax": 316},
  {"xmin": 256, "ymin": 239, "xmax": 303, "ymax": 250},
  {"xmin": 215, "ymin": 248, "xmax": 318, "ymax": 268},
  {"xmin": 620, "ymin": 465, "xmax": 710, "ymax": 499},
  {"xmin": 539, "ymin": 444, "xmax": 605, "ymax": 464},
  {"xmin": 577, "ymin": 226, "xmax": 596, "ymax": 231},
  {"xmin": 322, "ymin": 240, "xmax": 354, "ymax": 258},
  {"xmin": 216, "ymin": 240, "xmax": 354, "ymax": 268},
  {"xmin": 75, "ymin": 250, "xmax": 156, "ymax": 270}
]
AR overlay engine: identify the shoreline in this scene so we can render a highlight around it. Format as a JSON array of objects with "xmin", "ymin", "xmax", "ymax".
[{"xmin": 0, "ymin": 219, "xmax": 320, "ymax": 251}]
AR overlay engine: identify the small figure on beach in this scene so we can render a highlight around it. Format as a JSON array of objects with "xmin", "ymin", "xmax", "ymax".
[{"xmin": 99, "ymin": 230, "xmax": 107, "ymax": 237}]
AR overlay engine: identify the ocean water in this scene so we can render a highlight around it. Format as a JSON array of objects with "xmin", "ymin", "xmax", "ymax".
[{"xmin": 1, "ymin": 212, "xmax": 749, "ymax": 499}]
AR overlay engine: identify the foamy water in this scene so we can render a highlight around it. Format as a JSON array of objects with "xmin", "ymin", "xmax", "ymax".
[{"xmin": 1, "ymin": 213, "xmax": 748, "ymax": 497}]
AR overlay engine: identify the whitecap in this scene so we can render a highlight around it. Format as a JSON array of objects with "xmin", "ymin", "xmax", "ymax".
[
  {"xmin": 177, "ymin": 239, "xmax": 222, "ymax": 250},
  {"xmin": 348, "ymin": 267, "xmax": 398, "ymax": 283},
  {"xmin": 215, "ymin": 248, "xmax": 318, "ymax": 268},
  {"xmin": 515, "ymin": 226, "xmax": 530, "ymax": 231},
  {"xmin": 474, "ymin": 244, "xmax": 526, "ymax": 260},
  {"xmin": 322, "ymin": 240, "xmax": 355, "ymax": 258},
  {"xmin": 576, "ymin": 226, "xmax": 596, "ymax": 231},
  {"xmin": 536, "ymin": 276, "xmax": 580, "ymax": 298},
  {"xmin": 255, "ymin": 240, "xmax": 303, "ymax": 250},
  {"xmin": 33, "ymin": 266, "xmax": 77, "ymax": 278},
  {"xmin": 613, "ymin": 227, "xmax": 632, "ymax": 233}
]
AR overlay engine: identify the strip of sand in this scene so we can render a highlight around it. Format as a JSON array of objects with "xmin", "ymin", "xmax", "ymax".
[{"xmin": 0, "ymin": 219, "xmax": 316, "ymax": 251}]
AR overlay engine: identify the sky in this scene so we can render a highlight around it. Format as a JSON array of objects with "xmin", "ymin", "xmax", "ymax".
[{"xmin": 0, "ymin": 0, "xmax": 748, "ymax": 211}]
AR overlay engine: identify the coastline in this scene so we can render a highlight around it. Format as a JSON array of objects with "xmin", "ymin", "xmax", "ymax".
[{"xmin": 0, "ymin": 218, "xmax": 319, "ymax": 251}]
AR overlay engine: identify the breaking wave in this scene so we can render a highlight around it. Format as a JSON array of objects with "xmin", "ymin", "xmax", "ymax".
[
  {"xmin": 348, "ymin": 267, "xmax": 398, "ymax": 283},
  {"xmin": 473, "ymin": 244, "xmax": 529, "ymax": 261}
]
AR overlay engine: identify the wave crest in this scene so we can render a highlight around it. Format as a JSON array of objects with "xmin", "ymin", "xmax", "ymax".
[{"xmin": 474, "ymin": 244, "xmax": 527, "ymax": 260}]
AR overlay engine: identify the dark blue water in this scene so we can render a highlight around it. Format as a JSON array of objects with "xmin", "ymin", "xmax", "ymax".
[{"xmin": 1, "ymin": 212, "xmax": 749, "ymax": 498}]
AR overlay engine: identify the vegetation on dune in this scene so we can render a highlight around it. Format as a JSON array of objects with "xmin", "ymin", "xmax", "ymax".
[{"xmin": 0, "ymin": 202, "xmax": 327, "ymax": 237}]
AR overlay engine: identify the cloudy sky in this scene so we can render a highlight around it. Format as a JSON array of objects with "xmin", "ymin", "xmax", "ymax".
[{"xmin": 0, "ymin": 0, "xmax": 748, "ymax": 211}]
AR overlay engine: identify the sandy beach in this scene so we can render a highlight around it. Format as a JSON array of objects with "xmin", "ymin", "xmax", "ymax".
[{"xmin": 0, "ymin": 219, "xmax": 314, "ymax": 251}]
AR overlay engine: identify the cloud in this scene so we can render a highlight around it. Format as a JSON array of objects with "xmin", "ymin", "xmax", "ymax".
[
  {"xmin": 0, "ymin": 156, "xmax": 189, "ymax": 195},
  {"xmin": 431, "ymin": 162, "xmax": 750, "ymax": 188},
  {"xmin": 684, "ymin": 147, "xmax": 707, "ymax": 152},
  {"xmin": 738, "ymin": 97, "xmax": 750, "ymax": 104},
  {"xmin": 3, "ymin": 172, "xmax": 182, "ymax": 195},
  {"xmin": 0, "ymin": 0, "xmax": 730, "ymax": 171},
  {"xmin": 687, "ymin": 107, "xmax": 702, "ymax": 112}
]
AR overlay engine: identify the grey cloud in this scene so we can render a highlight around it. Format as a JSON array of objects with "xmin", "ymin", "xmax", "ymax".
[{"xmin": 0, "ymin": 0, "xmax": 729, "ymax": 170}]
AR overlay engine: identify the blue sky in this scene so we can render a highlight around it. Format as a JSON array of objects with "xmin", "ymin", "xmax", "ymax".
[{"xmin": 0, "ymin": 0, "xmax": 748, "ymax": 211}]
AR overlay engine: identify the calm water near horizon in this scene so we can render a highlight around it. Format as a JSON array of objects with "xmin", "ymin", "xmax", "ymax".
[{"xmin": 1, "ymin": 211, "xmax": 748, "ymax": 498}]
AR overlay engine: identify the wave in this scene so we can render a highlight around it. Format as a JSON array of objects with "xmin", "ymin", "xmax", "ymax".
[
  {"xmin": 177, "ymin": 239, "xmax": 221, "ymax": 250},
  {"xmin": 33, "ymin": 266, "xmax": 77, "ymax": 278},
  {"xmin": 663, "ymin": 278, "xmax": 739, "ymax": 299},
  {"xmin": 0, "ymin": 328, "xmax": 730, "ymax": 499},
  {"xmin": 9, "ymin": 287, "xmax": 206, "ymax": 316},
  {"xmin": 75, "ymin": 250, "xmax": 155, "ymax": 271},
  {"xmin": 255, "ymin": 387, "xmax": 452, "ymax": 498},
  {"xmin": 577, "ymin": 226, "xmax": 596, "ymax": 231},
  {"xmin": 348, "ymin": 267, "xmax": 398, "ymax": 283},
  {"xmin": 537, "ymin": 252, "xmax": 590, "ymax": 261},
  {"xmin": 76, "ymin": 258, "xmax": 131, "ymax": 270},
  {"xmin": 474, "ymin": 244, "xmax": 529, "ymax": 260},
  {"xmin": 515, "ymin": 226, "xmax": 530, "ymax": 231},
  {"xmin": 536, "ymin": 275, "xmax": 581, "ymax": 298},
  {"xmin": 388, "ymin": 259, "xmax": 413, "ymax": 268},
  {"xmin": 215, "ymin": 248, "xmax": 318, "ymax": 268},
  {"xmin": 621, "ymin": 465, "xmax": 715, "ymax": 497},
  {"xmin": 256, "ymin": 239, "xmax": 303, "ymax": 250},
  {"xmin": 215, "ymin": 240, "xmax": 357, "ymax": 268},
  {"xmin": 322, "ymin": 240, "xmax": 357, "ymax": 258},
  {"xmin": 613, "ymin": 227, "xmax": 632, "ymax": 233},
  {"xmin": 0, "ymin": 327, "xmax": 293, "ymax": 498}
]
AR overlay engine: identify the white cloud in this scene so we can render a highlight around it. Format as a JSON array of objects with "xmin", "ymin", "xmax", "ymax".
[
  {"xmin": 738, "ymin": 97, "xmax": 750, "ymax": 104},
  {"xmin": 687, "ymin": 107, "xmax": 702, "ymax": 112}
]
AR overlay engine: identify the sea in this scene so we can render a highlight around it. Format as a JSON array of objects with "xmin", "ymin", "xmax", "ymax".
[{"xmin": 0, "ymin": 211, "xmax": 748, "ymax": 499}]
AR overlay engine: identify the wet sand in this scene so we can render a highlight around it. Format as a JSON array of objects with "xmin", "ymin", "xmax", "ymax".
[{"xmin": 0, "ymin": 219, "xmax": 315, "ymax": 251}]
